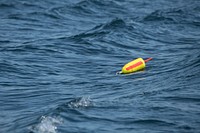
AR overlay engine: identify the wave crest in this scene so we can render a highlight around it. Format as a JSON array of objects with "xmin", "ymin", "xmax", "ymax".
[
  {"xmin": 67, "ymin": 97, "xmax": 93, "ymax": 108},
  {"xmin": 30, "ymin": 116, "xmax": 62, "ymax": 133}
]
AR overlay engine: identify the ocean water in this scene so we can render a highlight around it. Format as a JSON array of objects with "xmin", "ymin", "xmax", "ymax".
[{"xmin": 0, "ymin": 0, "xmax": 200, "ymax": 133}]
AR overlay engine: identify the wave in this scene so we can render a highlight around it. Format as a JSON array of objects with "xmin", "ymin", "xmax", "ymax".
[
  {"xmin": 54, "ymin": 18, "xmax": 138, "ymax": 57},
  {"xmin": 70, "ymin": 18, "xmax": 130, "ymax": 40},
  {"xmin": 30, "ymin": 116, "xmax": 63, "ymax": 133},
  {"xmin": 67, "ymin": 96, "xmax": 93, "ymax": 108},
  {"xmin": 164, "ymin": 96, "xmax": 200, "ymax": 103},
  {"xmin": 132, "ymin": 119, "xmax": 175, "ymax": 126},
  {"xmin": 143, "ymin": 9, "xmax": 176, "ymax": 22},
  {"xmin": 28, "ymin": 96, "xmax": 92, "ymax": 133},
  {"xmin": 0, "ymin": 3, "xmax": 15, "ymax": 8},
  {"xmin": 143, "ymin": 4, "xmax": 200, "ymax": 26}
]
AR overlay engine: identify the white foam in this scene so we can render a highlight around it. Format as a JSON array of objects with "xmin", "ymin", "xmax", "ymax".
[
  {"xmin": 30, "ymin": 116, "xmax": 62, "ymax": 133},
  {"xmin": 68, "ymin": 96, "xmax": 93, "ymax": 108}
]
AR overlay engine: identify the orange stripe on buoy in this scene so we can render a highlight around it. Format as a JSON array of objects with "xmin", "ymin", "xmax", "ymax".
[{"xmin": 126, "ymin": 61, "xmax": 143, "ymax": 71}]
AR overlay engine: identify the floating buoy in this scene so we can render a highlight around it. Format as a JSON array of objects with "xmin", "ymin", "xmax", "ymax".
[{"xmin": 118, "ymin": 57, "xmax": 152, "ymax": 74}]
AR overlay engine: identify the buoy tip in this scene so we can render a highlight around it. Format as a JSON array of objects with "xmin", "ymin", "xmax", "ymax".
[{"xmin": 144, "ymin": 57, "xmax": 153, "ymax": 63}]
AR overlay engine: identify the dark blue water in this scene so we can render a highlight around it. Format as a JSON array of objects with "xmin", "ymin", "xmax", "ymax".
[{"xmin": 1, "ymin": 0, "xmax": 200, "ymax": 133}]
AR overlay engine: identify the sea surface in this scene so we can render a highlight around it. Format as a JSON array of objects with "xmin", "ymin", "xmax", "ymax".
[{"xmin": 0, "ymin": 0, "xmax": 200, "ymax": 133}]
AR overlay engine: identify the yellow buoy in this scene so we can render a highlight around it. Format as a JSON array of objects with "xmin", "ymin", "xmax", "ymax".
[{"xmin": 119, "ymin": 57, "xmax": 152, "ymax": 74}]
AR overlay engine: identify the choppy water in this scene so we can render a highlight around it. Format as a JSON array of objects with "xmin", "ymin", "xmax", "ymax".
[{"xmin": 0, "ymin": 0, "xmax": 200, "ymax": 133}]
